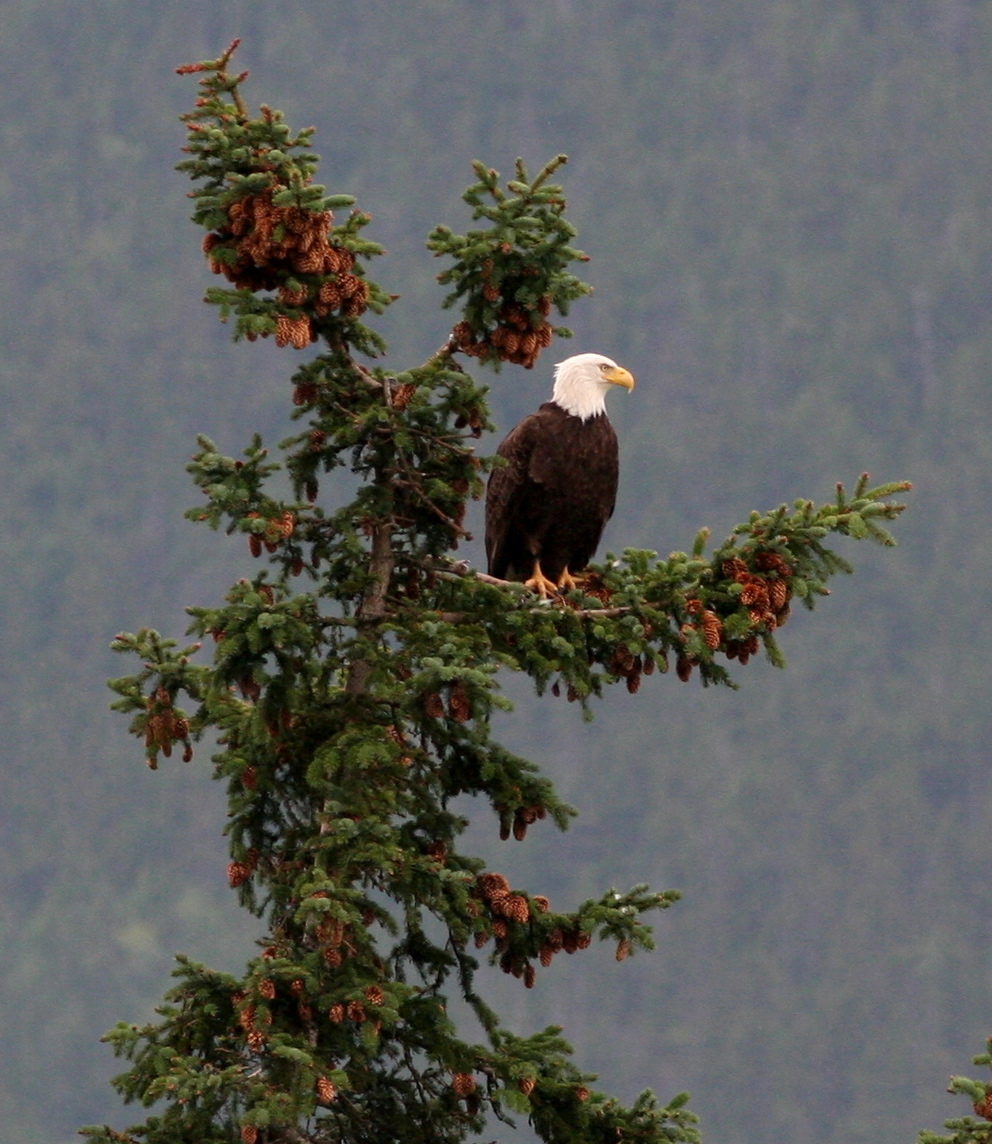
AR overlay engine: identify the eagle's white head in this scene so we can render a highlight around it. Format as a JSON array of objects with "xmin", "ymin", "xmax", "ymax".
[{"xmin": 551, "ymin": 352, "xmax": 636, "ymax": 421}]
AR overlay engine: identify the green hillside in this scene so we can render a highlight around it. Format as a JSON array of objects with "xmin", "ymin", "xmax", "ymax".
[{"xmin": 2, "ymin": 3, "xmax": 990, "ymax": 1142}]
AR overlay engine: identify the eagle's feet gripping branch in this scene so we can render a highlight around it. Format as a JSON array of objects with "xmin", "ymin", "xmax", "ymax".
[
  {"xmin": 523, "ymin": 562, "xmax": 578, "ymax": 598},
  {"xmin": 523, "ymin": 564, "xmax": 587, "ymax": 598}
]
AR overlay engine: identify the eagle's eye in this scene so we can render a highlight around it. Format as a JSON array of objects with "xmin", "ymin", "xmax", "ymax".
[{"xmin": 599, "ymin": 363, "xmax": 610, "ymax": 371}]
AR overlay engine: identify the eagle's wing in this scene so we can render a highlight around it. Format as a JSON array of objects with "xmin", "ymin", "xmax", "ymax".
[{"xmin": 484, "ymin": 414, "xmax": 544, "ymax": 578}]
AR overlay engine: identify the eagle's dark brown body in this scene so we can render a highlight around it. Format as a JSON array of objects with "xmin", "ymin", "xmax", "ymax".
[{"xmin": 485, "ymin": 401, "xmax": 619, "ymax": 585}]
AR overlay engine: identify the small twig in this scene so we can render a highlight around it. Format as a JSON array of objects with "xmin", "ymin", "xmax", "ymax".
[
  {"xmin": 391, "ymin": 478, "xmax": 472, "ymax": 539},
  {"xmin": 215, "ymin": 40, "xmax": 250, "ymax": 120},
  {"xmin": 424, "ymin": 334, "xmax": 460, "ymax": 368},
  {"xmin": 434, "ymin": 564, "xmax": 523, "ymax": 590}
]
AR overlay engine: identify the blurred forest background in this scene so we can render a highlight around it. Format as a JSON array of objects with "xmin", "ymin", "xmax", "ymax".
[{"xmin": 3, "ymin": 2, "xmax": 992, "ymax": 1142}]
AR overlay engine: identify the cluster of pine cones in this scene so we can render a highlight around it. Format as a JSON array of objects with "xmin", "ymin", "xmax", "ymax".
[
  {"xmin": 245, "ymin": 509, "xmax": 296, "ymax": 556},
  {"xmin": 680, "ymin": 551, "xmax": 795, "ymax": 674},
  {"xmin": 472, "ymin": 872, "xmax": 591, "ymax": 988},
  {"xmin": 723, "ymin": 552, "xmax": 794, "ymax": 632},
  {"xmin": 144, "ymin": 685, "xmax": 192, "ymax": 766},
  {"xmin": 452, "ymin": 285, "xmax": 554, "ymax": 369},
  {"xmin": 423, "ymin": 679, "xmax": 472, "ymax": 722},
  {"xmin": 499, "ymin": 802, "xmax": 547, "ymax": 841},
  {"xmin": 202, "ymin": 187, "xmax": 369, "ymax": 347}
]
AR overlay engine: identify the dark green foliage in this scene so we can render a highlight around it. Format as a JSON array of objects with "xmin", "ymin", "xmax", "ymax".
[
  {"xmin": 427, "ymin": 156, "xmax": 592, "ymax": 368},
  {"xmin": 82, "ymin": 41, "xmax": 908, "ymax": 1144}
]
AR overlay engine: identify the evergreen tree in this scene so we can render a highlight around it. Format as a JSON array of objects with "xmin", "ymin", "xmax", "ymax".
[{"xmin": 82, "ymin": 43, "xmax": 909, "ymax": 1144}]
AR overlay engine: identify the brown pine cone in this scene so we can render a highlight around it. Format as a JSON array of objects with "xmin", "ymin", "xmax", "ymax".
[
  {"xmin": 479, "ymin": 872, "xmax": 511, "ymax": 899},
  {"xmin": 316, "ymin": 1076, "xmax": 337, "ymax": 1105},
  {"xmin": 452, "ymin": 1072, "xmax": 477, "ymax": 1096},
  {"xmin": 701, "ymin": 610, "xmax": 724, "ymax": 650},
  {"xmin": 227, "ymin": 861, "xmax": 252, "ymax": 888}
]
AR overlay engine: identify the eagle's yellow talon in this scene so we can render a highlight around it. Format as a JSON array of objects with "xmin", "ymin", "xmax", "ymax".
[
  {"xmin": 557, "ymin": 568, "xmax": 580, "ymax": 592},
  {"xmin": 524, "ymin": 562, "xmax": 560, "ymax": 598}
]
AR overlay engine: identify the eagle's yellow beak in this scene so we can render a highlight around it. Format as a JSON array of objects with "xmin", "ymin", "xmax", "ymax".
[{"xmin": 604, "ymin": 365, "xmax": 635, "ymax": 391}]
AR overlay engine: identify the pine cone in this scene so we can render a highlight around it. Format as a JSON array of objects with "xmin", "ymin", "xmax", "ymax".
[
  {"xmin": 228, "ymin": 861, "xmax": 252, "ymax": 888},
  {"xmin": 391, "ymin": 381, "xmax": 416, "ymax": 410},
  {"xmin": 611, "ymin": 643, "xmax": 636, "ymax": 675},
  {"xmin": 502, "ymin": 893, "xmax": 531, "ymax": 923},
  {"xmin": 479, "ymin": 872, "xmax": 511, "ymax": 899},
  {"xmin": 488, "ymin": 889, "xmax": 511, "ymax": 915},
  {"xmin": 739, "ymin": 576, "xmax": 770, "ymax": 608},
  {"xmin": 756, "ymin": 551, "xmax": 793, "ymax": 577},
  {"xmin": 316, "ymin": 279, "xmax": 344, "ymax": 312},
  {"xmin": 275, "ymin": 314, "xmax": 313, "ymax": 349},
  {"xmin": 293, "ymin": 383, "xmax": 320, "ymax": 407},
  {"xmin": 722, "ymin": 557, "xmax": 749, "ymax": 580},
  {"xmin": 768, "ymin": 578, "xmax": 790, "ymax": 612},
  {"xmin": 316, "ymin": 1076, "xmax": 337, "ymax": 1105},
  {"xmin": 278, "ymin": 283, "xmax": 309, "ymax": 306},
  {"xmin": 452, "ymin": 1072, "xmax": 477, "ymax": 1096},
  {"xmin": 701, "ymin": 610, "xmax": 724, "ymax": 650},
  {"xmin": 293, "ymin": 246, "xmax": 328, "ymax": 274},
  {"xmin": 448, "ymin": 680, "xmax": 472, "ymax": 723}
]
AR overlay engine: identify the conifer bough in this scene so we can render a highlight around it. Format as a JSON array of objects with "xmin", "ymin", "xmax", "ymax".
[{"xmin": 83, "ymin": 43, "xmax": 909, "ymax": 1144}]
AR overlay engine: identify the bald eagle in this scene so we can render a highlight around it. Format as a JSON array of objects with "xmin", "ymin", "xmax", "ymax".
[{"xmin": 485, "ymin": 352, "xmax": 635, "ymax": 596}]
